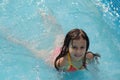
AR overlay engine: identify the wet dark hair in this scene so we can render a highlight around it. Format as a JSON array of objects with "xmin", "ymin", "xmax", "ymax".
[{"xmin": 54, "ymin": 28, "xmax": 90, "ymax": 71}]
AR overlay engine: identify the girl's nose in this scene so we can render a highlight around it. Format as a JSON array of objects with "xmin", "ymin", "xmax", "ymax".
[{"xmin": 76, "ymin": 49, "xmax": 81, "ymax": 54}]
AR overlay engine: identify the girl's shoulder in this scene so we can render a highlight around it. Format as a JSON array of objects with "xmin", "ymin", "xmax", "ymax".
[
  {"xmin": 56, "ymin": 56, "xmax": 67, "ymax": 69},
  {"xmin": 86, "ymin": 52, "xmax": 94, "ymax": 60},
  {"xmin": 86, "ymin": 51, "xmax": 101, "ymax": 64}
]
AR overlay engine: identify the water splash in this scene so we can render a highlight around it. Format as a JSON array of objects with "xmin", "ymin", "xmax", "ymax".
[{"xmin": 0, "ymin": 0, "xmax": 120, "ymax": 80}]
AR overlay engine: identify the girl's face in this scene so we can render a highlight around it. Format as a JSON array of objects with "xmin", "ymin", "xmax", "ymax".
[{"xmin": 69, "ymin": 38, "xmax": 87, "ymax": 61}]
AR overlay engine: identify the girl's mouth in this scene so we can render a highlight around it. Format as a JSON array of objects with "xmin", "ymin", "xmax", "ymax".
[{"xmin": 74, "ymin": 54, "xmax": 82, "ymax": 57}]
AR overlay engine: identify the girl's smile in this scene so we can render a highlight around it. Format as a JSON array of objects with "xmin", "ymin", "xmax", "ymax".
[{"xmin": 74, "ymin": 53, "xmax": 83, "ymax": 57}]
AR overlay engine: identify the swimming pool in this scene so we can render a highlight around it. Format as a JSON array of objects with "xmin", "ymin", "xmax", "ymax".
[{"xmin": 0, "ymin": 0, "xmax": 120, "ymax": 80}]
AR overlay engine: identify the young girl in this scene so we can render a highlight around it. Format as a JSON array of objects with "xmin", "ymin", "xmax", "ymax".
[{"xmin": 54, "ymin": 28, "xmax": 100, "ymax": 72}]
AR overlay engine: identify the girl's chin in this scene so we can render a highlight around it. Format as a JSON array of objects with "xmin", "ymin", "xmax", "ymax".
[
  {"xmin": 76, "ymin": 58, "xmax": 82, "ymax": 60},
  {"xmin": 74, "ymin": 57, "xmax": 82, "ymax": 61}
]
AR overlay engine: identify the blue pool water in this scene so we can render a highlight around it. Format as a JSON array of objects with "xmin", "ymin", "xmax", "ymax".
[{"xmin": 0, "ymin": 0, "xmax": 120, "ymax": 80}]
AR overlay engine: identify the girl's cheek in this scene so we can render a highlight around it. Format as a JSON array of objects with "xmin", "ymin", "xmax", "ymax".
[{"xmin": 69, "ymin": 48, "xmax": 74, "ymax": 53}]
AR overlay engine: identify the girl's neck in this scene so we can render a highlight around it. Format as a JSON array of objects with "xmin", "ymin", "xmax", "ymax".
[
  {"xmin": 71, "ymin": 57, "xmax": 84, "ymax": 63},
  {"xmin": 71, "ymin": 57, "xmax": 84, "ymax": 68}
]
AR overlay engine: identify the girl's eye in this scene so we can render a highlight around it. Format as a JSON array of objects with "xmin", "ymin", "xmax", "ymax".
[
  {"xmin": 80, "ymin": 46, "xmax": 85, "ymax": 49},
  {"xmin": 72, "ymin": 46, "xmax": 77, "ymax": 49}
]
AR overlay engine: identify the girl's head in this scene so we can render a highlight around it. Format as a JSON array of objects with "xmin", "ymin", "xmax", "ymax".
[
  {"xmin": 62, "ymin": 28, "xmax": 89, "ymax": 61},
  {"xmin": 54, "ymin": 28, "xmax": 89, "ymax": 70},
  {"xmin": 63, "ymin": 28, "xmax": 89, "ymax": 53}
]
